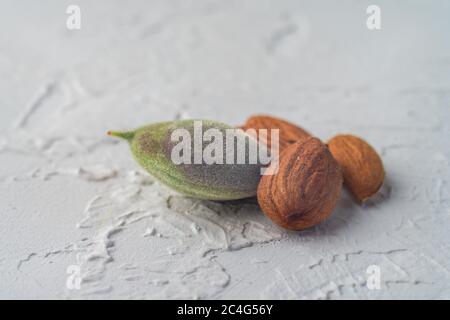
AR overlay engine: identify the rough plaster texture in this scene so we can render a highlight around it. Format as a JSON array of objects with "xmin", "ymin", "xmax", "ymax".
[{"xmin": 0, "ymin": 0, "xmax": 449, "ymax": 299}]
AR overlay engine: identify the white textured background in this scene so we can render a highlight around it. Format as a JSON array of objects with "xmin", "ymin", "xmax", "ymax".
[{"xmin": 0, "ymin": 0, "xmax": 449, "ymax": 299}]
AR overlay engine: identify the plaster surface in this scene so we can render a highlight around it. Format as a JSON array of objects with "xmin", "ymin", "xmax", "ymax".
[{"xmin": 0, "ymin": 0, "xmax": 449, "ymax": 299}]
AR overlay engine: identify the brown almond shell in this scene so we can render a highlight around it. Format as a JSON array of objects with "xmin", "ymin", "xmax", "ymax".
[
  {"xmin": 240, "ymin": 114, "xmax": 310, "ymax": 152},
  {"xmin": 257, "ymin": 137, "xmax": 343, "ymax": 230},
  {"xmin": 327, "ymin": 134, "xmax": 385, "ymax": 203}
]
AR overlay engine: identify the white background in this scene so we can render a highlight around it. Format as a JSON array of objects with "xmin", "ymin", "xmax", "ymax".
[{"xmin": 0, "ymin": 0, "xmax": 449, "ymax": 299}]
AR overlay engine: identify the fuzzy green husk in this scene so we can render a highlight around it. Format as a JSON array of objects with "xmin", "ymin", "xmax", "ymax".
[{"xmin": 109, "ymin": 120, "xmax": 262, "ymax": 201}]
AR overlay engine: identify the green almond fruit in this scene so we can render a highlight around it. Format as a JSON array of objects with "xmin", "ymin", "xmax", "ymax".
[{"xmin": 109, "ymin": 120, "xmax": 264, "ymax": 201}]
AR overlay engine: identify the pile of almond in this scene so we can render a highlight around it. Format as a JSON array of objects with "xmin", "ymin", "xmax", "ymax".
[{"xmin": 241, "ymin": 115, "xmax": 385, "ymax": 230}]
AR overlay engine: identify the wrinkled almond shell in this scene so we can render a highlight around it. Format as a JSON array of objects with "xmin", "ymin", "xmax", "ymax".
[
  {"xmin": 257, "ymin": 137, "xmax": 343, "ymax": 230},
  {"xmin": 327, "ymin": 134, "xmax": 385, "ymax": 203},
  {"xmin": 240, "ymin": 114, "xmax": 310, "ymax": 152}
]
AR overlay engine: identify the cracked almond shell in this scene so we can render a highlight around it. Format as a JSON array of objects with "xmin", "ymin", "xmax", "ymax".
[
  {"xmin": 327, "ymin": 134, "xmax": 385, "ymax": 202},
  {"xmin": 257, "ymin": 137, "xmax": 343, "ymax": 230}
]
